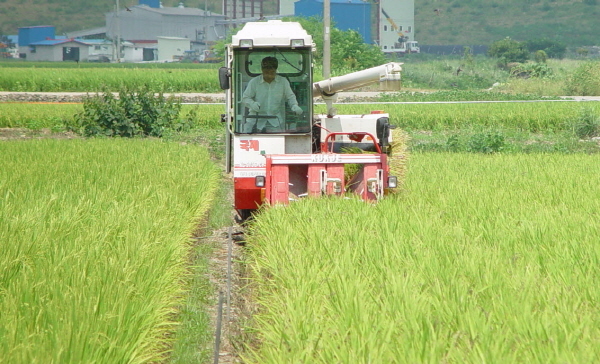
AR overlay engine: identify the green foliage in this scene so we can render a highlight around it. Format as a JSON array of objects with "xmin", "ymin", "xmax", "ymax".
[
  {"xmin": 570, "ymin": 107, "xmax": 600, "ymax": 139},
  {"xmin": 488, "ymin": 38, "xmax": 530, "ymax": 65},
  {"xmin": 399, "ymin": 57, "xmax": 509, "ymax": 90},
  {"xmin": 534, "ymin": 50, "xmax": 547, "ymax": 63},
  {"xmin": 466, "ymin": 130, "xmax": 506, "ymax": 153},
  {"xmin": 69, "ymin": 87, "xmax": 189, "ymax": 137},
  {"xmin": 526, "ymin": 38, "xmax": 566, "ymax": 59},
  {"xmin": 510, "ymin": 62, "xmax": 553, "ymax": 78},
  {"xmin": 563, "ymin": 62, "xmax": 600, "ymax": 96},
  {"xmin": 576, "ymin": 48, "xmax": 590, "ymax": 57},
  {"xmin": 329, "ymin": 28, "xmax": 387, "ymax": 70},
  {"xmin": 414, "ymin": 130, "xmax": 506, "ymax": 153}
]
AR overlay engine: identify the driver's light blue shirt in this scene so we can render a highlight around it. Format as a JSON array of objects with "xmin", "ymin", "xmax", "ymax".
[{"xmin": 242, "ymin": 75, "xmax": 299, "ymax": 131}]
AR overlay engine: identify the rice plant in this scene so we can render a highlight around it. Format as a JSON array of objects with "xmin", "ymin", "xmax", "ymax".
[
  {"xmin": 244, "ymin": 153, "xmax": 600, "ymax": 363},
  {"xmin": 0, "ymin": 68, "xmax": 221, "ymax": 93},
  {"xmin": 0, "ymin": 139, "xmax": 219, "ymax": 363}
]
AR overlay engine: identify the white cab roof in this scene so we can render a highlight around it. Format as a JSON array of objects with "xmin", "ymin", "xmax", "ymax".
[{"xmin": 231, "ymin": 20, "xmax": 313, "ymax": 48}]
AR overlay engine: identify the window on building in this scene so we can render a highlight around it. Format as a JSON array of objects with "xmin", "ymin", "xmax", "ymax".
[
  {"xmin": 384, "ymin": 25, "xmax": 388, "ymax": 32},
  {"xmin": 95, "ymin": 45, "xmax": 101, "ymax": 50},
  {"xmin": 408, "ymin": 26, "xmax": 412, "ymax": 33}
]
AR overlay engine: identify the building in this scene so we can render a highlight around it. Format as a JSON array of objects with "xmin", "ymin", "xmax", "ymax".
[
  {"xmin": 104, "ymin": 2, "xmax": 227, "ymax": 48},
  {"xmin": 377, "ymin": 0, "xmax": 416, "ymax": 53},
  {"xmin": 295, "ymin": 0, "xmax": 371, "ymax": 44},
  {"xmin": 286, "ymin": 0, "xmax": 416, "ymax": 53},
  {"xmin": 24, "ymin": 39, "xmax": 93, "ymax": 62},
  {"xmin": 223, "ymin": 0, "xmax": 265, "ymax": 21},
  {"xmin": 157, "ymin": 36, "xmax": 190, "ymax": 61},
  {"xmin": 63, "ymin": 0, "xmax": 229, "ymax": 62}
]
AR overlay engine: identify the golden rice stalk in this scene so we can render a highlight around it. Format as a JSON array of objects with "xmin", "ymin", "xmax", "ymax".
[{"xmin": 387, "ymin": 128, "xmax": 410, "ymax": 191}]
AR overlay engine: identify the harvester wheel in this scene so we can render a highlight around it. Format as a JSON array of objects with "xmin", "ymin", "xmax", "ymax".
[{"xmin": 236, "ymin": 209, "xmax": 255, "ymax": 224}]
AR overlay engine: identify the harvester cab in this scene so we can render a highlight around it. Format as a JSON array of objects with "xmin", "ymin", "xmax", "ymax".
[{"xmin": 219, "ymin": 20, "xmax": 403, "ymax": 220}]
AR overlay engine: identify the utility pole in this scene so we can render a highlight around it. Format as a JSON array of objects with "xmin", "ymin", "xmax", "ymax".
[
  {"xmin": 323, "ymin": 0, "xmax": 330, "ymax": 79},
  {"xmin": 116, "ymin": 0, "xmax": 121, "ymax": 62}
]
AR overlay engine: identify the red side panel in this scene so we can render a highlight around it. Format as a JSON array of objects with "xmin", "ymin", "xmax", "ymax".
[
  {"xmin": 325, "ymin": 164, "xmax": 345, "ymax": 195},
  {"xmin": 362, "ymin": 164, "xmax": 379, "ymax": 200},
  {"xmin": 268, "ymin": 164, "xmax": 290, "ymax": 205},
  {"xmin": 307, "ymin": 164, "xmax": 325, "ymax": 197},
  {"xmin": 234, "ymin": 177, "xmax": 262, "ymax": 210}
]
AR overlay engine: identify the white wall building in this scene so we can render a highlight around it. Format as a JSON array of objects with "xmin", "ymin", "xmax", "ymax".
[
  {"xmin": 378, "ymin": 0, "xmax": 416, "ymax": 53},
  {"xmin": 106, "ymin": 4, "xmax": 227, "ymax": 45},
  {"xmin": 157, "ymin": 36, "xmax": 190, "ymax": 61}
]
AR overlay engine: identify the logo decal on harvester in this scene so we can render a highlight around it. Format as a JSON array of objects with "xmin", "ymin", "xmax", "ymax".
[{"xmin": 240, "ymin": 140, "xmax": 259, "ymax": 151}]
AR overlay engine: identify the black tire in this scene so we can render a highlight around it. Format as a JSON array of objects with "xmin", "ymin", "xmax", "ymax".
[{"xmin": 236, "ymin": 209, "xmax": 255, "ymax": 224}]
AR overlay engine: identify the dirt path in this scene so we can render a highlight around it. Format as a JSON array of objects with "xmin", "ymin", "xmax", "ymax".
[
  {"xmin": 206, "ymin": 223, "xmax": 248, "ymax": 364},
  {"xmin": 0, "ymin": 91, "xmax": 383, "ymax": 104}
]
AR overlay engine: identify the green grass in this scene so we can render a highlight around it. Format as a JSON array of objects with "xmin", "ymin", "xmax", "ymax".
[
  {"xmin": 244, "ymin": 152, "xmax": 600, "ymax": 363},
  {"xmin": 0, "ymin": 138, "xmax": 220, "ymax": 363},
  {"xmin": 396, "ymin": 57, "xmax": 600, "ymax": 95}
]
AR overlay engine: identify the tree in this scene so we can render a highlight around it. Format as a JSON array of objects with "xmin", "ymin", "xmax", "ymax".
[
  {"xmin": 525, "ymin": 38, "xmax": 566, "ymax": 59},
  {"xmin": 293, "ymin": 16, "xmax": 387, "ymax": 71},
  {"xmin": 487, "ymin": 37, "xmax": 529, "ymax": 65}
]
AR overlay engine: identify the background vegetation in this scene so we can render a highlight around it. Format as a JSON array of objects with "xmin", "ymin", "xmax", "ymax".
[{"xmin": 2, "ymin": 0, "xmax": 600, "ymax": 48}]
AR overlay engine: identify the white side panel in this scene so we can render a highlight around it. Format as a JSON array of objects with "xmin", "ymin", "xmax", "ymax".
[
  {"xmin": 284, "ymin": 135, "xmax": 312, "ymax": 154},
  {"xmin": 233, "ymin": 135, "xmax": 286, "ymax": 177}
]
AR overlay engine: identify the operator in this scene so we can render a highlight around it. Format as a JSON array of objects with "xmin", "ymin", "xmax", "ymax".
[{"xmin": 242, "ymin": 56, "xmax": 303, "ymax": 133}]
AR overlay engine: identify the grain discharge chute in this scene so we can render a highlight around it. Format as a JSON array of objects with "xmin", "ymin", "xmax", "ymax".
[{"xmin": 219, "ymin": 20, "xmax": 404, "ymax": 221}]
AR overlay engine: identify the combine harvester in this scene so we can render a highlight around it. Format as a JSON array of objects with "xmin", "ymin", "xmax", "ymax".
[{"xmin": 219, "ymin": 20, "xmax": 406, "ymax": 220}]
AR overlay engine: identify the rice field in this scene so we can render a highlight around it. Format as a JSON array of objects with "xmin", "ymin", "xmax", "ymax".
[
  {"xmin": 0, "ymin": 139, "xmax": 219, "ymax": 363},
  {"xmin": 317, "ymin": 101, "xmax": 600, "ymax": 132},
  {"xmin": 3, "ymin": 101, "xmax": 598, "ymax": 134},
  {"xmin": 0, "ymin": 68, "xmax": 221, "ymax": 93},
  {"xmin": 245, "ymin": 152, "xmax": 600, "ymax": 363}
]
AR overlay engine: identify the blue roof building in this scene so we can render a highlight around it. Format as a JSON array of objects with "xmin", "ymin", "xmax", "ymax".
[{"xmin": 295, "ymin": 0, "xmax": 372, "ymax": 44}]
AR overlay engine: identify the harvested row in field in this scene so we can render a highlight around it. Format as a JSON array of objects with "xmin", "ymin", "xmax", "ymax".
[
  {"xmin": 0, "ymin": 139, "xmax": 219, "ymax": 363},
  {"xmin": 245, "ymin": 153, "xmax": 600, "ymax": 363}
]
